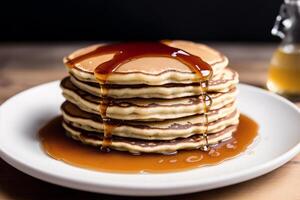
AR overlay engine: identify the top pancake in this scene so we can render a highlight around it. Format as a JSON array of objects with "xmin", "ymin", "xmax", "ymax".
[{"xmin": 64, "ymin": 40, "xmax": 229, "ymax": 85}]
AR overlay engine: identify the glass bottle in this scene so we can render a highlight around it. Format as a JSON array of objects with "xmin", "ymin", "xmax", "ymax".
[{"xmin": 267, "ymin": 0, "xmax": 300, "ymax": 97}]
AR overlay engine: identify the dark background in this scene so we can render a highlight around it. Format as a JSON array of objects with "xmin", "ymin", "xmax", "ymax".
[{"xmin": 0, "ymin": 0, "xmax": 282, "ymax": 42}]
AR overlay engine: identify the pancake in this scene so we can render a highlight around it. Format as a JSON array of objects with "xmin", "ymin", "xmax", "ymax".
[
  {"xmin": 69, "ymin": 68, "xmax": 238, "ymax": 99},
  {"xmin": 61, "ymin": 77, "xmax": 237, "ymax": 121},
  {"xmin": 61, "ymin": 101, "xmax": 239, "ymax": 140},
  {"xmin": 64, "ymin": 40, "xmax": 228, "ymax": 85},
  {"xmin": 59, "ymin": 40, "xmax": 240, "ymax": 154},
  {"xmin": 63, "ymin": 120, "xmax": 237, "ymax": 154}
]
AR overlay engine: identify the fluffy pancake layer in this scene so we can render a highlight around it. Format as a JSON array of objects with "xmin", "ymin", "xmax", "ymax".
[
  {"xmin": 61, "ymin": 101, "xmax": 239, "ymax": 140},
  {"xmin": 63, "ymin": 120, "xmax": 237, "ymax": 154},
  {"xmin": 64, "ymin": 40, "xmax": 229, "ymax": 85},
  {"xmin": 61, "ymin": 77, "xmax": 237, "ymax": 121},
  {"xmin": 69, "ymin": 68, "xmax": 238, "ymax": 99}
]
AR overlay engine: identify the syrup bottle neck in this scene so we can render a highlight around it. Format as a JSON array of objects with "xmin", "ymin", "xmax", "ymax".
[{"xmin": 272, "ymin": 0, "xmax": 300, "ymax": 44}]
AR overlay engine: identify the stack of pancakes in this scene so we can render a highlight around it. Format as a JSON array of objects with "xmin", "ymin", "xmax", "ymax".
[{"xmin": 60, "ymin": 40, "xmax": 239, "ymax": 154}]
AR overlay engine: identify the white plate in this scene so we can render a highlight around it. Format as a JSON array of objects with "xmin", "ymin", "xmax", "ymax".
[{"xmin": 1, "ymin": 82, "xmax": 300, "ymax": 196}]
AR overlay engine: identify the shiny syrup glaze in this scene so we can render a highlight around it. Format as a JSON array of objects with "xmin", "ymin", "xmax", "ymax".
[
  {"xmin": 64, "ymin": 42, "xmax": 213, "ymax": 151},
  {"xmin": 39, "ymin": 114, "xmax": 258, "ymax": 173}
]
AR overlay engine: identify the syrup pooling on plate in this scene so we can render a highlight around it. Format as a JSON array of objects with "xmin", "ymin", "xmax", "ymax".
[
  {"xmin": 39, "ymin": 114, "xmax": 258, "ymax": 173},
  {"xmin": 64, "ymin": 41, "xmax": 213, "ymax": 151}
]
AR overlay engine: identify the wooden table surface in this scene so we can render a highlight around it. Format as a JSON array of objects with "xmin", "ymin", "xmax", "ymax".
[{"xmin": 0, "ymin": 43, "xmax": 299, "ymax": 200}]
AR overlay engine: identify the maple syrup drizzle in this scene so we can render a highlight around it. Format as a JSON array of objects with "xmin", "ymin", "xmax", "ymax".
[
  {"xmin": 199, "ymin": 80, "xmax": 213, "ymax": 151},
  {"xmin": 65, "ymin": 42, "xmax": 213, "ymax": 151}
]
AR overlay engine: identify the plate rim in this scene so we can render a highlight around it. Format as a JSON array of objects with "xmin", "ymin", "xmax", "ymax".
[{"xmin": 1, "ymin": 81, "xmax": 300, "ymax": 196}]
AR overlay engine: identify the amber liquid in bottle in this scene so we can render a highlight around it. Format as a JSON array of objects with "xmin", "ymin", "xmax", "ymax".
[
  {"xmin": 268, "ymin": 0, "xmax": 300, "ymax": 97},
  {"xmin": 267, "ymin": 45, "xmax": 300, "ymax": 96}
]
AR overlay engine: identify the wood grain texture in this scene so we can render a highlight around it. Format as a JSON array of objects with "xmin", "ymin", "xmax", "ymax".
[{"xmin": 0, "ymin": 43, "xmax": 299, "ymax": 200}]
